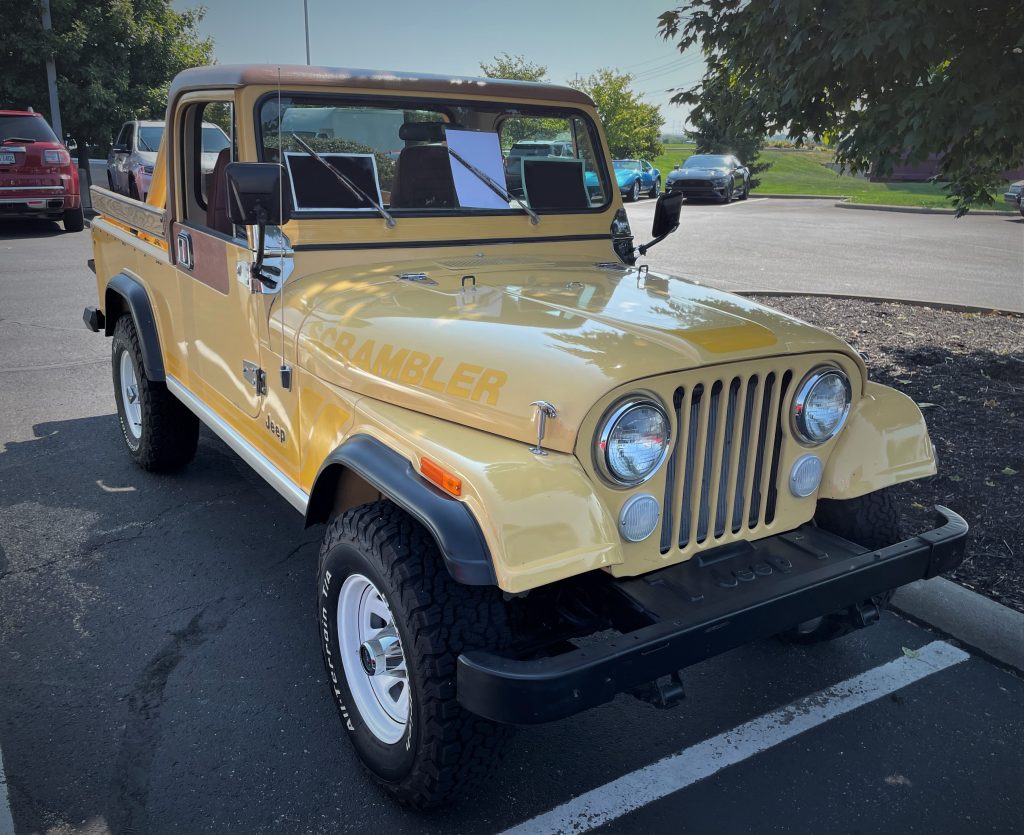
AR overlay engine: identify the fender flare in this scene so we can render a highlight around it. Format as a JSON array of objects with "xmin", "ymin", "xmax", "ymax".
[
  {"xmin": 306, "ymin": 435, "xmax": 498, "ymax": 586},
  {"xmin": 104, "ymin": 272, "xmax": 165, "ymax": 381}
]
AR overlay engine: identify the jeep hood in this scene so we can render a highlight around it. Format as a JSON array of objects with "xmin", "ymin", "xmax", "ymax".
[{"xmin": 290, "ymin": 258, "xmax": 858, "ymax": 453}]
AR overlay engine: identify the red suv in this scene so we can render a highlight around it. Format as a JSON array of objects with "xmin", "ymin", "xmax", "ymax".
[{"xmin": 0, "ymin": 109, "xmax": 83, "ymax": 232}]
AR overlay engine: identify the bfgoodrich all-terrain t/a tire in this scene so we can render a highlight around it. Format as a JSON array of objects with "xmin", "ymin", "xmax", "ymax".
[
  {"xmin": 779, "ymin": 487, "xmax": 903, "ymax": 644},
  {"xmin": 317, "ymin": 500, "xmax": 512, "ymax": 808},
  {"xmin": 111, "ymin": 314, "xmax": 198, "ymax": 471}
]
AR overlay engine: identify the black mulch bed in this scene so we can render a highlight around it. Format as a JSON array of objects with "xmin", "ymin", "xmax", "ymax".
[{"xmin": 750, "ymin": 295, "xmax": 1024, "ymax": 614}]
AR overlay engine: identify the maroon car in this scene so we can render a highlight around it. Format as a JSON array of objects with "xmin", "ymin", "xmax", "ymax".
[{"xmin": 0, "ymin": 109, "xmax": 83, "ymax": 232}]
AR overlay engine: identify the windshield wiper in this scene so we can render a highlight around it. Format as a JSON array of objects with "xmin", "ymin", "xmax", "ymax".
[
  {"xmin": 292, "ymin": 135, "xmax": 396, "ymax": 228},
  {"xmin": 445, "ymin": 147, "xmax": 540, "ymax": 225}
]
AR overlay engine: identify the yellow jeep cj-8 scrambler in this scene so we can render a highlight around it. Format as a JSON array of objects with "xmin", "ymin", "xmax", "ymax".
[{"xmin": 84, "ymin": 65, "xmax": 967, "ymax": 807}]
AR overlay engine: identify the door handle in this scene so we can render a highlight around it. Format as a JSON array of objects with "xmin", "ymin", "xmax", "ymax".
[{"xmin": 176, "ymin": 230, "xmax": 194, "ymax": 270}]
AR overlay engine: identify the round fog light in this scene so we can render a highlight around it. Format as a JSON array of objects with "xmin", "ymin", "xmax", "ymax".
[
  {"xmin": 619, "ymin": 494, "xmax": 660, "ymax": 542},
  {"xmin": 790, "ymin": 454, "xmax": 823, "ymax": 497}
]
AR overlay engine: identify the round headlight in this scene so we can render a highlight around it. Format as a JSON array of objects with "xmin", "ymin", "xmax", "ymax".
[
  {"xmin": 793, "ymin": 367, "xmax": 852, "ymax": 443},
  {"xmin": 596, "ymin": 398, "xmax": 671, "ymax": 486}
]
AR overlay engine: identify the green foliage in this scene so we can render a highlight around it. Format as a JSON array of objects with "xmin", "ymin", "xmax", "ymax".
[
  {"xmin": 479, "ymin": 53, "xmax": 549, "ymax": 82},
  {"xmin": 682, "ymin": 66, "xmax": 770, "ymax": 187},
  {"xmin": 658, "ymin": 1, "xmax": 1024, "ymax": 215},
  {"xmin": 0, "ymin": 0, "xmax": 214, "ymax": 152},
  {"xmin": 568, "ymin": 69, "xmax": 663, "ymax": 160}
]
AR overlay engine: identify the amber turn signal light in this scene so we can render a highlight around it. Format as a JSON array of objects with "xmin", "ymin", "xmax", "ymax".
[{"xmin": 420, "ymin": 457, "xmax": 462, "ymax": 497}]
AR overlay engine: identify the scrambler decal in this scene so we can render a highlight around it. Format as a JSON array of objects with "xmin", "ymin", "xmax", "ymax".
[{"xmin": 310, "ymin": 323, "xmax": 508, "ymax": 405}]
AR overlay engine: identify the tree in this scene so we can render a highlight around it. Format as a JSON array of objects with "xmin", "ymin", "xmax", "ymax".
[
  {"xmin": 569, "ymin": 70, "xmax": 663, "ymax": 160},
  {"xmin": 658, "ymin": 1, "xmax": 1024, "ymax": 214},
  {"xmin": 479, "ymin": 53, "xmax": 548, "ymax": 82},
  {"xmin": 680, "ymin": 64, "xmax": 771, "ymax": 188},
  {"xmin": 0, "ymin": 0, "xmax": 214, "ymax": 153}
]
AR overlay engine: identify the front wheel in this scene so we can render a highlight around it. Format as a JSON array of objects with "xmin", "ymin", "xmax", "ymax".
[
  {"xmin": 628, "ymin": 180, "xmax": 640, "ymax": 202},
  {"xmin": 779, "ymin": 487, "xmax": 903, "ymax": 644},
  {"xmin": 649, "ymin": 177, "xmax": 661, "ymax": 198},
  {"xmin": 111, "ymin": 315, "xmax": 198, "ymax": 471},
  {"xmin": 738, "ymin": 178, "xmax": 750, "ymax": 200},
  {"xmin": 317, "ymin": 501, "xmax": 512, "ymax": 808}
]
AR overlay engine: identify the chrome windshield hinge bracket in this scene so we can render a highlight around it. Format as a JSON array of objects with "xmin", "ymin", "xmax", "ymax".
[
  {"xmin": 242, "ymin": 361, "xmax": 267, "ymax": 396},
  {"xmin": 529, "ymin": 400, "xmax": 557, "ymax": 455}
]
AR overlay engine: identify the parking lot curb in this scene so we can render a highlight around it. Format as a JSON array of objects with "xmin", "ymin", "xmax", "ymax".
[
  {"xmin": 737, "ymin": 289, "xmax": 1024, "ymax": 316},
  {"xmin": 758, "ymin": 193, "xmax": 842, "ymax": 200},
  {"xmin": 833, "ymin": 200, "xmax": 1012, "ymax": 217},
  {"xmin": 891, "ymin": 577, "xmax": 1024, "ymax": 673}
]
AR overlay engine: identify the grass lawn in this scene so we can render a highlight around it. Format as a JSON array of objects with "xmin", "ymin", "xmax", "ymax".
[{"xmin": 649, "ymin": 144, "xmax": 1013, "ymax": 212}]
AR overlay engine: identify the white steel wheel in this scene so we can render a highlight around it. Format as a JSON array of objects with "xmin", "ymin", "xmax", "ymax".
[
  {"xmin": 119, "ymin": 350, "xmax": 143, "ymax": 440},
  {"xmin": 337, "ymin": 573, "xmax": 409, "ymax": 744}
]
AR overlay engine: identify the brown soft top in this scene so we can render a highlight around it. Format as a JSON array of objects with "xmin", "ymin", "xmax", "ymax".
[{"xmin": 169, "ymin": 64, "xmax": 595, "ymax": 107}]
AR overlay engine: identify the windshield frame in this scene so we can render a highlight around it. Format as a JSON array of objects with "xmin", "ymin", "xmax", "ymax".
[{"xmin": 254, "ymin": 90, "xmax": 613, "ymax": 220}]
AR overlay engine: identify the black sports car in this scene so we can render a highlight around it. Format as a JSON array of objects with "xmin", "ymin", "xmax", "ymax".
[{"xmin": 666, "ymin": 153, "xmax": 750, "ymax": 202}]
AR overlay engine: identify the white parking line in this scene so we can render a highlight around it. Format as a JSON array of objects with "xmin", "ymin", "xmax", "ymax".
[
  {"xmin": 500, "ymin": 641, "xmax": 969, "ymax": 835},
  {"xmin": 0, "ymin": 743, "xmax": 14, "ymax": 835}
]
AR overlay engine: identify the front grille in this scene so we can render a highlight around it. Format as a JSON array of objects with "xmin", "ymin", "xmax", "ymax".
[{"xmin": 660, "ymin": 369, "xmax": 793, "ymax": 553}]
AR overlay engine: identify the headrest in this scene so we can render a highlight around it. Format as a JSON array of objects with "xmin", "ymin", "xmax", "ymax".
[{"xmin": 399, "ymin": 122, "xmax": 447, "ymax": 143}]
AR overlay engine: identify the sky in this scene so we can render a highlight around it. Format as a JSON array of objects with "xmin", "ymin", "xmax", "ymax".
[{"xmin": 171, "ymin": 0, "xmax": 704, "ymax": 133}]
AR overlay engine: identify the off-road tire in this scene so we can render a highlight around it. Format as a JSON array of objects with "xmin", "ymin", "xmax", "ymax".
[
  {"xmin": 779, "ymin": 487, "xmax": 902, "ymax": 644},
  {"xmin": 317, "ymin": 501, "xmax": 513, "ymax": 809},
  {"xmin": 111, "ymin": 315, "xmax": 198, "ymax": 471},
  {"xmin": 63, "ymin": 206, "xmax": 85, "ymax": 232}
]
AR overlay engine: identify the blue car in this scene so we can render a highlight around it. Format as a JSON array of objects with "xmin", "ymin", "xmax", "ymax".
[{"xmin": 613, "ymin": 159, "xmax": 661, "ymax": 201}]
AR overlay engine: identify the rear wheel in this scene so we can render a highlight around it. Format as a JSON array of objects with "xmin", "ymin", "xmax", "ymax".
[
  {"xmin": 111, "ymin": 315, "xmax": 198, "ymax": 471},
  {"xmin": 317, "ymin": 501, "xmax": 513, "ymax": 808},
  {"xmin": 779, "ymin": 487, "xmax": 902, "ymax": 644},
  {"xmin": 63, "ymin": 206, "xmax": 84, "ymax": 232}
]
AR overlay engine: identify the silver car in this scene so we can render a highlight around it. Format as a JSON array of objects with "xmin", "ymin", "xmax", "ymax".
[{"xmin": 107, "ymin": 119, "xmax": 229, "ymax": 201}]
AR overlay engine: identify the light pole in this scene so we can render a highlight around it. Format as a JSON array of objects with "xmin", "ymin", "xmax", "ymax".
[
  {"xmin": 303, "ymin": 0, "xmax": 311, "ymax": 65},
  {"xmin": 40, "ymin": 0, "xmax": 63, "ymax": 140}
]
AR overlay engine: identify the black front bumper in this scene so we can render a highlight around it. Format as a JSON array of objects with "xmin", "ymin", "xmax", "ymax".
[{"xmin": 457, "ymin": 506, "xmax": 967, "ymax": 724}]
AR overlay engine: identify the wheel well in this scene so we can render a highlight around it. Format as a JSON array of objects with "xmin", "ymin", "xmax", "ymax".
[
  {"xmin": 103, "ymin": 287, "xmax": 129, "ymax": 335},
  {"xmin": 305, "ymin": 463, "xmax": 383, "ymax": 527}
]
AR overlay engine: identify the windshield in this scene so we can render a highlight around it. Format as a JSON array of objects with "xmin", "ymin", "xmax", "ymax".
[
  {"xmin": 0, "ymin": 115, "xmax": 58, "ymax": 143},
  {"xmin": 683, "ymin": 154, "xmax": 730, "ymax": 169},
  {"xmin": 259, "ymin": 95, "xmax": 610, "ymax": 215},
  {"xmin": 137, "ymin": 126, "xmax": 164, "ymax": 152},
  {"xmin": 613, "ymin": 160, "xmax": 641, "ymax": 171},
  {"xmin": 202, "ymin": 126, "xmax": 230, "ymax": 155}
]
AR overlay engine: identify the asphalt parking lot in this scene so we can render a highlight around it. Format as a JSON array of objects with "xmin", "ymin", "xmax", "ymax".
[
  {"xmin": 2, "ymin": 211, "xmax": 1023, "ymax": 834},
  {"xmin": 625, "ymin": 197, "xmax": 1024, "ymax": 312}
]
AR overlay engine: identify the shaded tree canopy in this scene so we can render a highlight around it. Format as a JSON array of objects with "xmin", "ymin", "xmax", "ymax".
[
  {"xmin": 479, "ymin": 53, "xmax": 548, "ymax": 82},
  {"xmin": 685, "ymin": 66, "xmax": 770, "ymax": 187},
  {"xmin": 569, "ymin": 69, "xmax": 663, "ymax": 161},
  {"xmin": 0, "ymin": 0, "xmax": 214, "ymax": 150},
  {"xmin": 659, "ymin": 1, "xmax": 1024, "ymax": 213}
]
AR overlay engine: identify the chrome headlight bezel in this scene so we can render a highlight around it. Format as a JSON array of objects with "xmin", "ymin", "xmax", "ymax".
[
  {"xmin": 792, "ymin": 366, "xmax": 852, "ymax": 444},
  {"xmin": 595, "ymin": 395, "xmax": 672, "ymax": 488}
]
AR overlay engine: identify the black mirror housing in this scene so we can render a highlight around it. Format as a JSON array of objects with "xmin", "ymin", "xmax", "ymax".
[
  {"xmin": 224, "ymin": 162, "xmax": 291, "ymax": 226},
  {"xmin": 651, "ymin": 191, "xmax": 682, "ymax": 238}
]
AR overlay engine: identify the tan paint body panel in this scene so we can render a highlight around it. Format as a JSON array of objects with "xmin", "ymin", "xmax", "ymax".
[{"xmin": 88, "ymin": 67, "xmax": 939, "ymax": 593}]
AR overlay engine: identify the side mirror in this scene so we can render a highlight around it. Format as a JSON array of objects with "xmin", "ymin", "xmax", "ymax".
[
  {"xmin": 112, "ymin": 145, "xmax": 128, "ymax": 154},
  {"xmin": 651, "ymin": 191, "xmax": 682, "ymax": 237},
  {"xmin": 224, "ymin": 162, "xmax": 291, "ymax": 291},
  {"xmin": 224, "ymin": 162, "xmax": 291, "ymax": 226},
  {"xmin": 636, "ymin": 192, "xmax": 683, "ymax": 257}
]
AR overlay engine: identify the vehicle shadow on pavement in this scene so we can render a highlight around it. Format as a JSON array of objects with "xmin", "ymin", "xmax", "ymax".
[
  {"xmin": 0, "ymin": 219, "xmax": 66, "ymax": 240},
  {"xmin": 0, "ymin": 414, "xmax": 966, "ymax": 834}
]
